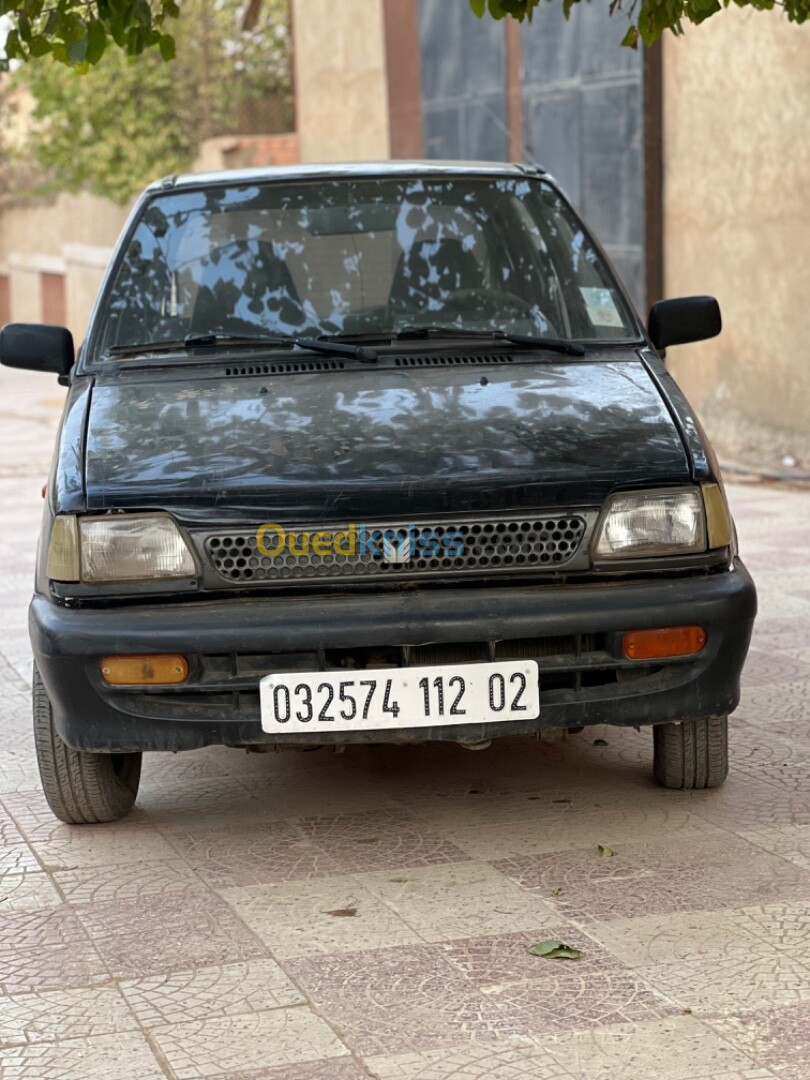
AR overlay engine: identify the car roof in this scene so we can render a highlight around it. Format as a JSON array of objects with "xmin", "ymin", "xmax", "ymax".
[{"xmin": 151, "ymin": 160, "xmax": 547, "ymax": 191}]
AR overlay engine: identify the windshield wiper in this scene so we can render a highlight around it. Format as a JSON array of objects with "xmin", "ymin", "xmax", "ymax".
[
  {"xmin": 394, "ymin": 326, "xmax": 585, "ymax": 357},
  {"xmin": 106, "ymin": 331, "xmax": 378, "ymax": 363}
]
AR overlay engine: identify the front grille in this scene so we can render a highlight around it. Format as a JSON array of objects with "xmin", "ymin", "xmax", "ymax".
[{"xmin": 204, "ymin": 513, "xmax": 587, "ymax": 585}]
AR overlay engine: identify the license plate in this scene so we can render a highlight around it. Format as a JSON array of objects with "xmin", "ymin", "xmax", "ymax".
[{"xmin": 260, "ymin": 660, "xmax": 539, "ymax": 733}]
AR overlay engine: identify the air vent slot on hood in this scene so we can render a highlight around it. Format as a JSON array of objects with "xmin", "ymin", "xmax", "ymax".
[
  {"xmin": 394, "ymin": 353, "xmax": 513, "ymax": 367},
  {"xmin": 224, "ymin": 360, "xmax": 345, "ymax": 377}
]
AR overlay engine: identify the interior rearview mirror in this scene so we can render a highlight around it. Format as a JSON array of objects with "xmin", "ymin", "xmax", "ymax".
[
  {"xmin": 648, "ymin": 296, "xmax": 721, "ymax": 351},
  {"xmin": 0, "ymin": 323, "xmax": 75, "ymax": 380}
]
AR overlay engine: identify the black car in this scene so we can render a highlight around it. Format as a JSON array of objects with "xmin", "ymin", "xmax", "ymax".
[{"xmin": 1, "ymin": 162, "xmax": 756, "ymax": 823}]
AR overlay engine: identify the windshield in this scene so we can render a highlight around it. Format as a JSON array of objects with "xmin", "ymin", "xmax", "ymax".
[{"xmin": 94, "ymin": 175, "xmax": 639, "ymax": 358}]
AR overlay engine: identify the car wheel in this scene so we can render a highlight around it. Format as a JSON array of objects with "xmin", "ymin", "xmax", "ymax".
[
  {"xmin": 653, "ymin": 715, "xmax": 728, "ymax": 790},
  {"xmin": 33, "ymin": 665, "xmax": 142, "ymax": 823}
]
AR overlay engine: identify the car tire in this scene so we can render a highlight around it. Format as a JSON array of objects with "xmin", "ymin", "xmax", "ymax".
[
  {"xmin": 33, "ymin": 665, "xmax": 142, "ymax": 823},
  {"xmin": 653, "ymin": 715, "xmax": 728, "ymax": 790}
]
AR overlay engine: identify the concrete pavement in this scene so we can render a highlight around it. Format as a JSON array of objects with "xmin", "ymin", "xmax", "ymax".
[{"xmin": 1, "ymin": 366, "xmax": 809, "ymax": 1079}]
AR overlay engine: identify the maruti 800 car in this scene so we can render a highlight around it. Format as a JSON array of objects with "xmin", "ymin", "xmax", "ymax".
[{"xmin": 0, "ymin": 162, "xmax": 756, "ymax": 823}]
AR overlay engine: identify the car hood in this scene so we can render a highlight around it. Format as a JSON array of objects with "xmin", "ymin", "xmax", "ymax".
[{"xmin": 83, "ymin": 357, "xmax": 691, "ymax": 523}]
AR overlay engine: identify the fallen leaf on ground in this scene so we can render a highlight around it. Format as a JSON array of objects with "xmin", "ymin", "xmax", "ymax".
[
  {"xmin": 528, "ymin": 939, "xmax": 582, "ymax": 960},
  {"xmin": 324, "ymin": 907, "xmax": 358, "ymax": 917},
  {"xmin": 598, "ymin": 844, "xmax": 615, "ymax": 857}
]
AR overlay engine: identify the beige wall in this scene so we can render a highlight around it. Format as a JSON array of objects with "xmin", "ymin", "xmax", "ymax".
[
  {"xmin": 663, "ymin": 11, "xmax": 810, "ymax": 457},
  {"xmin": 0, "ymin": 192, "xmax": 131, "ymax": 340},
  {"xmin": 292, "ymin": 0, "xmax": 390, "ymax": 162},
  {"xmin": 0, "ymin": 190, "xmax": 130, "ymax": 261}
]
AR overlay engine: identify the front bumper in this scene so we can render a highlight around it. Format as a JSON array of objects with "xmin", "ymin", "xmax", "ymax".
[{"xmin": 30, "ymin": 562, "xmax": 756, "ymax": 752}]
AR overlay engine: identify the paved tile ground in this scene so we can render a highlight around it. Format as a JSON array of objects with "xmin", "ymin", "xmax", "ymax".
[{"xmin": 1, "ymin": 366, "xmax": 809, "ymax": 1078}]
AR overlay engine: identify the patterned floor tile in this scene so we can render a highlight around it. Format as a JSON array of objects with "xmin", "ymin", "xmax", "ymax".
[
  {"xmin": 241, "ymin": 768, "xmax": 399, "ymax": 819},
  {"xmin": 141, "ymin": 748, "xmax": 236, "ymax": 783},
  {"xmin": 437, "ymin": 929, "xmax": 675, "ymax": 1035},
  {"xmin": 637, "ymin": 951, "xmax": 810, "ymax": 1014},
  {"xmin": 443, "ymin": 806, "xmax": 716, "ymax": 861},
  {"xmin": 138, "ymin": 776, "xmax": 273, "ymax": 827},
  {"xmin": 538, "ymin": 1015, "xmax": 771, "ymax": 1079},
  {"xmin": 365, "ymin": 1042, "xmax": 570, "ymax": 1078},
  {"xmin": 481, "ymin": 974, "xmax": 676, "ymax": 1036},
  {"xmin": 286, "ymin": 943, "xmax": 523, "ymax": 1057},
  {"xmin": 0, "ymin": 804, "xmax": 27, "ymax": 845},
  {"xmin": 682, "ymin": 776, "xmax": 810, "ymax": 831},
  {"xmin": 0, "ymin": 906, "xmax": 109, "ymax": 994},
  {"xmin": 0, "ymin": 865, "xmax": 61, "ymax": 913},
  {"xmin": 492, "ymin": 834, "xmax": 810, "ymax": 922},
  {"xmin": 735, "ymin": 901, "xmax": 810, "ymax": 953},
  {"xmin": 296, "ymin": 810, "xmax": 468, "ymax": 873},
  {"xmin": 76, "ymin": 887, "xmax": 267, "ymax": 978},
  {"xmin": 13, "ymin": 822, "xmax": 179, "ymax": 871},
  {"xmin": 54, "ymin": 859, "xmax": 202, "ymax": 904},
  {"xmin": 729, "ymin": 745, "xmax": 809, "ymax": 791},
  {"xmin": 193, "ymin": 1064, "xmax": 371, "ymax": 1080},
  {"xmin": 740, "ymin": 824, "xmax": 810, "ymax": 871},
  {"xmin": 357, "ymin": 862, "xmax": 560, "ymax": 943},
  {"xmin": 0, "ymin": 843, "xmax": 39, "ymax": 875},
  {"xmin": 165, "ymin": 821, "xmax": 343, "ymax": 886},
  {"xmin": 0, "ymin": 1030, "xmax": 166, "ymax": 1079},
  {"xmin": 121, "ymin": 959, "xmax": 304, "ymax": 1027},
  {"xmin": 592, "ymin": 909, "xmax": 781, "ymax": 968},
  {"xmin": 714, "ymin": 1004, "xmax": 810, "ymax": 1080},
  {"xmin": 220, "ymin": 875, "xmax": 422, "ymax": 958},
  {"xmin": 0, "ymin": 986, "xmax": 136, "ymax": 1046},
  {"xmin": 739, "ymin": 647, "xmax": 810, "ymax": 687},
  {"xmin": 150, "ymin": 1008, "xmax": 351, "ymax": 1078},
  {"xmin": 442, "ymin": 929, "xmax": 636, "ymax": 984}
]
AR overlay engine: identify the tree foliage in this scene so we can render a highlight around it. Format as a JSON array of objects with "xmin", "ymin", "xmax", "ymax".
[
  {"xmin": 469, "ymin": 0, "xmax": 808, "ymax": 47},
  {"xmin": 1, "ymin": 0, "xmax": 180, "ymax": 68},
  {"xmin": 9, "ymin": 0, "xmax": 291, "ymax": 203}
]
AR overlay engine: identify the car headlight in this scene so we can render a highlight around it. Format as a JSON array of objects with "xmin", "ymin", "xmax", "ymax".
[
  {"xmin": 593, "ymin": 488, "xmax": 706, "ymax": 560},
  {"xmin": 47, "ymin": 513, "xmax": 197, "ymax": 583}
]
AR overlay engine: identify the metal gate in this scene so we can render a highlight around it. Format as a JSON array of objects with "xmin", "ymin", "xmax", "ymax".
[{"xmin": 417, "ymin": 0, "xmax": 647, "ymax": 313}]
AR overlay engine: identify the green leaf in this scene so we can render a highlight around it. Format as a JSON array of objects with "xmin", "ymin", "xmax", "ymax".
[
  {"xmin": 598, "ymin": 844, "xmax": 616, "ymax": 857},
  {"xmin": 4, "ymin": 28, "xmax": 23, "ymax": 59},
  {"xmin": 86, "ymin": 19, "xmax": 108, "ymax": 64},
  {"xmin": 28, "ymin": 35, "xmax": 53, "ymax": 56},
  {"xmin": 158, "ymin": 32, "xmax": 175, "ymax": 60},
  {"xmin": 60, "ymin": 13, "xmax": 87, "ymax": 44},
  {"xmin": 469, "ymin": 0, "xmax": 487, "ymax": 15},
  {"xmin": 529, "ymin": 939, "xmax": 582, "ymax": 960},
  {"xmin": 621, "ymin": 24, "xmax": 640, "ymax": 46}
]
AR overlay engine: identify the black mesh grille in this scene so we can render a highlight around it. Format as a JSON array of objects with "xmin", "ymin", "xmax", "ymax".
[{"xmin": 205, "ymin": 514, "xmax": 587, "ymax": 585}]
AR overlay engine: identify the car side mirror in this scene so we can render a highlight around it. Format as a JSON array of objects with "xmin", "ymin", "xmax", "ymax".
[
  {"xmin": 647, "ymin": 296, "xmax": 721, "ymax": 350},
  {"xmin": 0, "ymin": 323, "xmax": 75, "ymax": 383}
]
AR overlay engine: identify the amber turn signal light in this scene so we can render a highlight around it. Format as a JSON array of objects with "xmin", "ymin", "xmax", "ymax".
[
  {"xmin": 100, "ymin": 655, "xmax": 189, "ymax": 686},
  {"xmin": 622, "ymin": 626, "xmax": 707, "ymax": 660}
]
